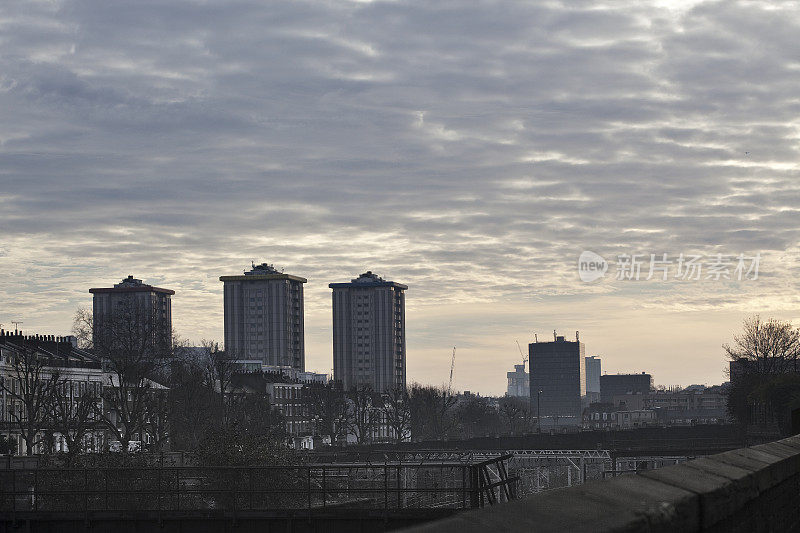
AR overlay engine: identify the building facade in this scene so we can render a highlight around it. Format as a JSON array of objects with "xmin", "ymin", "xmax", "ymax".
[
  {"xmin": 506, "ymin": 364, "xmax": 529, "ymax": 397},
  {"xmin": 0, "ymin": 330, "xmax": 105, "ymax": 455},
  {"xmin": 330, "ymin": 271, "xmax": 407, "ymax": 393},
  {"xmin": 643, "ymin": 386, "xmax": 729, "ymax": 426},
  {"xmin": 585, "ymin": 356, "xmax": 601, "ymax": 403},
  {"xmin": 529, "ymin": 333, "xmax": 586, "ymax": 426},
  {"xmin": 582, "ymin": 403, "xmax": 657, "ymax": 430},
  {"xmin": 600, "ymin": 373, "xmax": 653, "ymax": 403},
  {"xmin": 265, "ymin": 382, "xmax": 310, "ymax": 437},
  {"xmin": 89, "ymin": 275, "xmax": 174, "ymax": 351},
  {"xmin": 220, "ymin": 263, "xmax": 306, "ymax": 369}
]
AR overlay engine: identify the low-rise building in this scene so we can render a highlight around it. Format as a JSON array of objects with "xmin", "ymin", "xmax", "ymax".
[
  {"xmin": 586, "ymin": 384, "xmax": 730, "ymax": 429},
  {"xmin": 644, "ymin": 385, "xmax": 729, "ymax": 425},
  {"xmin": 600, "ymin": 373, "xmax": 652, "ymax": 403},
  {"xmin": 582, "ymin": 402, "xmax": 657, "ymax": 430},
  {"xmin": 265, "ymin": 382, "xmax": 311, "ymax": 436},
  {"xmin": 0, "ymin": 330, "xmax": 105, "ymax": 454}
]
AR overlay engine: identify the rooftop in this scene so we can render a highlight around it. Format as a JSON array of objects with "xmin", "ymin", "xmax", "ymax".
[
  {"xmin": 89, "ymin": 275, "xmax": 175, "ymax": 295},
  {"xmin": 244, "ymin": 262, "xmax": 280, "ymax": 275},
  {"xmin": 220, "ymin": 262, "xmax": 307, "ymax": 283},
  {"xmin": 0, "ymin": 330, "xmax": 101, "ymax": 369},
  {"xmin": 329, "ymin": 271, "xmax": 408, "ymax": 290}
]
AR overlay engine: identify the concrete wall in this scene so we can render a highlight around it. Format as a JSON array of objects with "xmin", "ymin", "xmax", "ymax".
[{"xmin": 403, "ymin": 434, "xmax": 800, "ymax": 533}]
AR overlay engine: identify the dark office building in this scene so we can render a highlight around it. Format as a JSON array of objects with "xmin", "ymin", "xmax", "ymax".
[
  {"xmin": 529, "ymin": 333, "xmax": 586, "ymax": 426},
  {"xmin": 600, "ymin": 372, "xmax": 653, "ymax": 403}
]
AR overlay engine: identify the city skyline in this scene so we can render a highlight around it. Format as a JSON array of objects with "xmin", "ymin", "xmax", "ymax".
[
  {"xmin": 3, "ymin": 0, "xmax": 800, "ymax": 395},
  {"xmin": 0, "ymin": 266, "xmax": 757, "ymax": 396}
]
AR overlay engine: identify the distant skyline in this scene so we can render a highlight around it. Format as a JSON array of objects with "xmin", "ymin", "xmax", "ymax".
[{"xmin": 2, "ymin": 0, "xmax": 800, "ymax": 395}]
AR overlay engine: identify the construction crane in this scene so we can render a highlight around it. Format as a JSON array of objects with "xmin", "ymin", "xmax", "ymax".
[
  {"xmin": 516, "ymin": 340, "xmax": 528, "ymax": 370},
  {"xmin": 448, "ymin": 346, "xmax": 456, "ymax": 393}
]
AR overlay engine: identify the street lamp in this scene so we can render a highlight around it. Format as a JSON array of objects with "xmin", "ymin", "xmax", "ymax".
[{"xmin": 537, "ymin": 390, "xmax": 543, "ymax": 434}]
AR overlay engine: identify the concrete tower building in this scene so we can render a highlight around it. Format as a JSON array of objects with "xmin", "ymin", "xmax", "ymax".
[
  {"xmin": 220, "ymin": 263, "xmax": 306, "ymax": 369},
  {"xmin": 529, "ymin": 332, "xmax": 586, "ymax": 427},
  {"xmin": 585, "ymin": 355, "xmax": 602, "ymax": 403},
  {"xmin": 89, "ymin": 275, "xmax": 174, "ymax": 351},
  {"xmin": 329, "ymin": 271, "xmax": 407, "ymax": 393},
  {"xmin": 507, "ymin": 364, "xmax": 529, "ymax": 397}
]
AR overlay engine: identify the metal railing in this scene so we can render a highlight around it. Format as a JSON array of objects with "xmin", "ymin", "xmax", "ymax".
[{"xmin": 0, "ymin": 455, "xmax": 517, "ymax": 517}]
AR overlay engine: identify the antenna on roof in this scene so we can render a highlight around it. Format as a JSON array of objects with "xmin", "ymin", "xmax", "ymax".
[{"xmin": 553, "ymin": 329, "xmax": 557, "ymax": 341}]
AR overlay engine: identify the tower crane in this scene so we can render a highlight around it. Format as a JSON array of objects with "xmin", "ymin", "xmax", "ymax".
[
  {"xmin": 516, "ymin": 340, "xmax": 528, "ymax": 370},
  {"xmin": 448, "ymin": 346, "xmax": 456, "ymax": 394}
]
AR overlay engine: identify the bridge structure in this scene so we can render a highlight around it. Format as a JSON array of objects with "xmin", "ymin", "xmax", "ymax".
[{"xmin": 306, "ymin": 447, "xmax": 728, "ymax": 496}]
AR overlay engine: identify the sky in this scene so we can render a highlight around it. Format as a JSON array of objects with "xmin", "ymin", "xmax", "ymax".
[{"xmin": 2, "ymin": 0, "xmax": 800, "ymax": 395}]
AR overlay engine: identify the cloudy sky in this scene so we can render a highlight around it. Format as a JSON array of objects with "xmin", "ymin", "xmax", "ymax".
[{"xmin": 2, "ymin": 0, "xmax": 800, "ymax": 394}]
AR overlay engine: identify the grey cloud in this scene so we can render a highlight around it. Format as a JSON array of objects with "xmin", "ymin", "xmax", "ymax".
[{"xmin": 2, "ymin": 0, "xmax": 800, "ymax": 391}]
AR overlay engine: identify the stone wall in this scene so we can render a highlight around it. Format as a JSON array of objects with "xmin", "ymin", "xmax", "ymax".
[{"xmin": 403, "ymin": 434, "xmax": 800, "ymax": 532}]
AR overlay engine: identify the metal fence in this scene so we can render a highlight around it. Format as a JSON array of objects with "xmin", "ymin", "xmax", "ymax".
[{"xmin": 0, "ymin": 455, "xmax": 517, "ymax": 516}]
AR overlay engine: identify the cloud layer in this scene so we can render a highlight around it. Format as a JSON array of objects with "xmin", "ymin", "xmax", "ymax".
[{"xmin": 2, "ymin": 0, "xmax": 800, "ymax": 393}]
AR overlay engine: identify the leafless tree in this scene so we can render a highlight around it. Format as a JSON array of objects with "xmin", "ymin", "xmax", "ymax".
[
  {"xmin": 383, "ymin": 385, "xmax": 411, "ymax": 443},
  {"xmin": 347, "ymin": 385, "xmax": 378, "ymax": 444},
  {"xmin": 47, "ymin": 373, "xmax": 100, "ymax": 459},
  {"xmin": 71, "ymin": 306, "xmax": 94, "ymax": 350},
  {"xmin": 0, "ymin": 343, "xmax": 57, "ymax": 455},
  {"xmin": 168, "ymin": 355, "xmax": 214, "ymax": 450},
  {"xmin": 725, "ymin": 316, "xmax": 800, "ymax": 433},
  {"xmin": 91, "ymin": 298, "xmax": 172, "ymax": 451},
  {"xmin": 454, "ymin": 395, "xmax": 502, "ymax": 439},
  {"xmin": 724, "ymin": 315, "xmax": 800, "ymax": 374},
  {"xmin": 408, "ymin": 383, "xmax": 457, "ymax": 441},
  {"xmin": 200, "ymin": 340, "xmax": 236, "ymax": 425},
  {"xmin": 306, "ymin": 382, "xmax": 349, "ymax": 444},
  {"xmin": 498, "ymin": 396, "xmax": 530, "ymax": 435}
]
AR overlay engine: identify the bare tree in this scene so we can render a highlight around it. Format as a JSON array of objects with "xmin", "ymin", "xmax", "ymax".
[
  {"xmin": 347, "ymin": 385, "xmax": 378, "ymax": 444},
  {"xmin": 168, "ymin": 355, "xmax": 215, "ymax": 451},
  {"xmin": 306, "ymin": 382, "xmax": 349, "ymax": 444},
  {"xmin": 227, "ymin": 390, "xmax": 288, "ymax": 443},
  {"xmin": 71, "ymin": 307, "xmax": 94, "ymax": 350},
  {"xmin": 499, "ymin": 396, "xmax": 530, "ymax": 435},
  {"xmin": 454, "ymin": 395, "xmax": 502, "ymax": 439},
  {"xmin": 725, "ymin": 315, "xmax": 800, "ymax": 374},
  {"xmin": 0, "ymin": 344, "xmax": 57, "ymax": 455},
  {"xmin": 47, "ymin": 373, "xmax": 100, "ymax": 459},
  {"xmin": 409, "ymin": 384, "xmax": 457, "ymax": 441},
  {"xmin": 383, "ymin": 385, "xmax": 411, "ymax": 444},
  {"xmin": 200, "ymin": 341, "xmax": 236, "ymax": 425},
  {"xmin": 92, "ymin": 297, "xmax": 172, "ymax": 451},
  {"xmin": 725, "ymin": 316, "xmax": 800, "ymax": 433}
]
